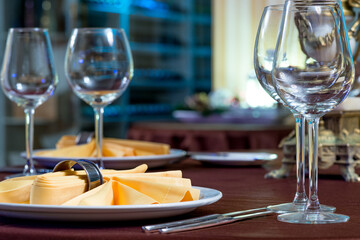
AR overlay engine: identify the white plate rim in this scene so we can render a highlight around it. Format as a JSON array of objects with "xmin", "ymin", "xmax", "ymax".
[
  {"xmin": 0, "ymin": 186, "xmax": 222, "ymax": 220},
  {"xmin": 23, "ymin": 149, "xmax": 186, "ymax": 162},
  {"xmin": 191, "ymin": 152, "xmax": 278, "ymax": 165}
]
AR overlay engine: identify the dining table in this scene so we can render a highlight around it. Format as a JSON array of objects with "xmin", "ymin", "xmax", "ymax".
[{"xmin": 0, "ymin": 150, "xmax": 359, "ymax": 240}]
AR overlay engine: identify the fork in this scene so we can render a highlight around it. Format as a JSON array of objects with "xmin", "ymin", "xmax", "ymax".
[{"xmin": 75, "ymin": 132, "xmax": 94, "ymax": 145}]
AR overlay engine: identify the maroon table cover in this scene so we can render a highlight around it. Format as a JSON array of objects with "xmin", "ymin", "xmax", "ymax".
[{"xmin": 0, "ymin": 155, "xmax": 359, "ymax": 240}]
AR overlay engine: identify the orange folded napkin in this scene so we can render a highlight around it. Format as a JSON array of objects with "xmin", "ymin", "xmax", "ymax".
[
  {"xmin": 0, "ymin": 164, "xmax": 200, "ymax": 206},
  {"xmin": 35, "ymin": 141, "xmax": 96, "ymax": 158},
  {"xmin": 0, "ymin": 175, "xmax": 38, "ymax": 204},
  {"xmin": 35, "ymin": 136, "xmax": 170, "ymax": 158}
]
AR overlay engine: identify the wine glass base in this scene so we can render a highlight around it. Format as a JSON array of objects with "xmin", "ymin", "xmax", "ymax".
[
  {"xmin": 320, "ymin": 204, "xmax": 336, "ymax": 212},
  {"xmin": 267, "ymin": 203, "xmax": 336, "ymax": 213},
  {"xmin": 267, "ymin": 202, "xmax": 305, "ymax": 213},
  {"xmin": 278, "ymin": 211, "xmax": 349, "ymax": 224}
]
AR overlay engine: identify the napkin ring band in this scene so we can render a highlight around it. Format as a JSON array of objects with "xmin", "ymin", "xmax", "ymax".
[{"xmin": 53, "ymin": 159, "xmax": 103, "ymax": 191}]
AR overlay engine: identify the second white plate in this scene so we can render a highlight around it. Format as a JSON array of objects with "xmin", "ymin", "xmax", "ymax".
[
  {"xmin": 23, "ymin": 149, "xmax": 187, "ymax": 169},
  {"xmin": 191, "ymin": 152, "xmax": 278, "ymax": 166}
]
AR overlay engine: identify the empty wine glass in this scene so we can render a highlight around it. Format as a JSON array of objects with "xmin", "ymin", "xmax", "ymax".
[
  {"xmin": 65, "ymin": 28, "xmax": 133, "ymax": 169},
  {"xmin": 1, "ymin": 28, "xmax": 58, "ymax": 176},
  {"xmin": 273, "ymin": 4, "xmax": 354, "ymax": 224},
  {"xmin": 255, "ymin": 4, "xmax": 340, "ymax": 214},
  {"xmin": 254, "ymin": 5, "xmax": 308, "ymax": 213}
]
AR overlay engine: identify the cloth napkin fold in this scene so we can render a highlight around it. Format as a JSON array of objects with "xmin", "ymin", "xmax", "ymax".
[
  {"xmin": 0, "ymin": 164, "xmax": 200, "ymax": 206},
  {"xmin": 35, "ymin": 136, "xmax": 170, "ymax": 158}
]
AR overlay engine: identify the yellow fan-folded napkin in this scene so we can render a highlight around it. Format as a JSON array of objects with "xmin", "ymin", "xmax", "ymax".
[
  {"xmin": 35, "ymin": 140, "xmax": 96, "ymax": 158},
  {"xmin": 0, "ymin": 175, "xmax": 38, "ymax": 204},
  {"xmin": 35, "ymin": 136, "xmax": 170, "ymax": 158},
  {"xmin": 0, "ymin": 164, "xmax": 200, "ymax": 206}
]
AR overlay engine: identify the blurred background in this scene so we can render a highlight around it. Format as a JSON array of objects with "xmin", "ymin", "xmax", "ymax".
[{"xmin": 0, "ymin": 0, "xmax": 291, "ymax": 167}]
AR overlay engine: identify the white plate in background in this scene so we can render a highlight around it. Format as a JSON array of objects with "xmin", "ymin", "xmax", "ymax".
[
  {"xmin": 191, "ymin": 152, "xmax": 278, "ymax": 166},
  {"xmin": 22, "ymin": 149, "xmax": 187, "ymax": 169}
]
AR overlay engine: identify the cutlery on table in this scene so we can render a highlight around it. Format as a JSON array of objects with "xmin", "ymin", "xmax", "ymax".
[{"xmin": 143, "ymin": 207, "xmax": 274, "ymax": 234}]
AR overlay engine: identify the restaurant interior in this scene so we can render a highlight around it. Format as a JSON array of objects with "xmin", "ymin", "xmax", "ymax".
[
  {"xmin": 0, "ymin": 0, "xmax": 288, "ymax": 167},
  {"xmin": 0, "ymin": 0, "xmax": 360, "ymax": 238}
]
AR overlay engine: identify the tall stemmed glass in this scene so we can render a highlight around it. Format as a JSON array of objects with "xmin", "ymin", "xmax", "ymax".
[
  {"xmin": 1, "ymin": 28, "xmax": 58, "ymax": 176},
  {"xmin": 65, "ymin": 28, "xmax": 133, "ymax": 169},
  {"xmin": 255, "ymin": 4, "xmax": 337, "ymax": 214},
  {"xmin": 254, "ymin": 5, "xmax": 308, "ymax": 213},
  {"xmin": 273, "ymin": 5, "xmax": 353, "ymax": 223}
]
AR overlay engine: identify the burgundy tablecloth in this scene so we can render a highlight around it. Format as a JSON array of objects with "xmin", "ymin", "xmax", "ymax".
[{"xmin": 0, "ymin": 154, "xmax": 359, "ymax": 240}]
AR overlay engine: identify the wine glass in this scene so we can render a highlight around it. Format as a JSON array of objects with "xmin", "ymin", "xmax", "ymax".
[
  {"xmin": 254, "ymin": 4, "xmax": 308, "ymax": 213},
  {"xmin": 254, "ymin": 5, "xmax": 337, "ymax": 214},
  {"xmin": 273, "ymin": 4, "xmax": 353, "ymax": 224},
  {"xmin": 1, "ymin": 28, "xmax": 58, "ymax": 176},
  {"xmin": 65, "ymin": 28, "xmax": 133, "ymax": 169}
]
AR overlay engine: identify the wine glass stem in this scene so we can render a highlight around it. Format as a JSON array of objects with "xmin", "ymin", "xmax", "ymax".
[
  {"xmin": 293, "ymin": 113, "xmax": 307, "ymax": 204},
  {"xmin": 307, "ymin": 118, "xmax": 321, "ymax": 212},
  {"xmin": 94, "ymin": 106, "xmax": 104, "ymax": 169},
  {"xmin": 24, "ymin": 108, "xmax": 36, "ymax": 175}
]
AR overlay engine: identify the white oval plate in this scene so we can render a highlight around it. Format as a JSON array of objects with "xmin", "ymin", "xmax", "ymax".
[
  {"xmin": 191, "ymin": 152, "xmax": 278, "ymax": 166},
  {"xmin": 0, "ymin": 187, "xmax": 221, "ymax": 221},
  {"xmin": 22, "ymin": 149, "xmax": 186, "ymax": 169}
]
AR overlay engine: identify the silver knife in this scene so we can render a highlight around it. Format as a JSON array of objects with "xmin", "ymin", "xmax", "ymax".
[
  {"xmin": 159, "ymin": 210, "xmax": 274, "ymax": 234},
  {"xmin": 142, "ymin": 207, "xmax": 268, "ymax": 233}
]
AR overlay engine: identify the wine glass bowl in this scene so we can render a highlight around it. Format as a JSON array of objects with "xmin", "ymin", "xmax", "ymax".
[
  {"xmin": 273, "ymin": 9, "xmax": 350, "ymax": 119},
  {"xmin": 65, "ymin": 28, "xmax": 133, "ymax": 169},
  {"xmin": 2, "ymin": 29, "xmax": 57, "ymax": 108},
  {"xmin": 254, "ymin": 5, "xmax": 284, "ymax": 104},
  {"xmin": 1, "ymin": 28, "xmax": 58, "ymax": 176},
  {"xmin": 65, "ymin": 28, "xmax": 133, "ymax": 107}
]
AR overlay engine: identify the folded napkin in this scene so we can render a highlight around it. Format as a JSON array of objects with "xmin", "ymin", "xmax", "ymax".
[
  {"xmin": 0, "ymin": 164, "xmax": 200, "ymax": 206},
  {"xmin": 35, "ymin": 136, "xmax": 170, "ymax": 158}
]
